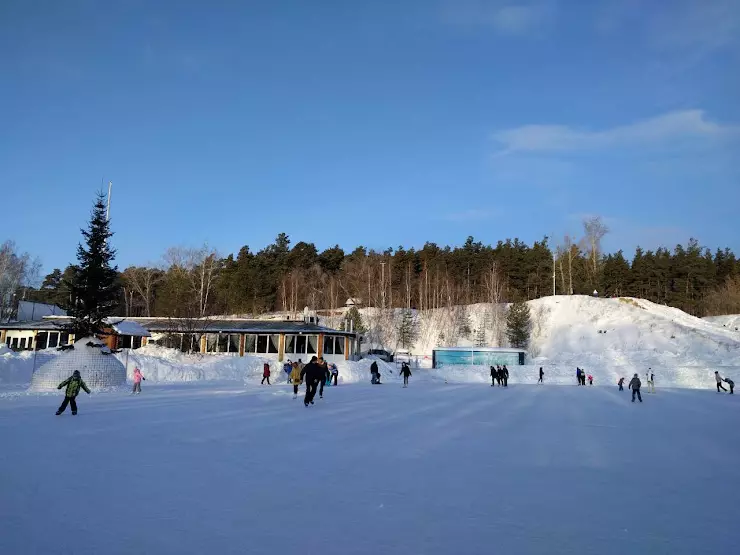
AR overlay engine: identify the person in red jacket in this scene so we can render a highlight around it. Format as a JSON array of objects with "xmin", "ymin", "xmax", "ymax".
[{"xmin": 261, "ymin": 362, "xmax": 271, "ymax": 385}]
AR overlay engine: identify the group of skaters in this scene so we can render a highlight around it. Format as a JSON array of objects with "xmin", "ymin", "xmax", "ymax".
[
  {"xmin": 576, "ymin": 367, "xmax": 594, "ymax": 386},
  {"xmin": 369, "ymin": 360, "xmax": 413, "ymax": 387},
  {"xmin": 489, "ymin": 364, "xmax": 510, "ymax": 387}
]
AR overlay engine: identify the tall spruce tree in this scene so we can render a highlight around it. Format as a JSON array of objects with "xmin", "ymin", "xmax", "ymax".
[
  {"xmin": 506, "ymin": 300, "xmax": 531, "ymax": 349},
  {"xmin": 341, "ymin": 305, "xmax": 366, "ymax": 333},
  {"xmin": 397, "ymin": 309, "xmax": 418, "ymax": 349},
  {"xmin": 68, "ymin": 192, "xmax": 119, "ymax": 338}
]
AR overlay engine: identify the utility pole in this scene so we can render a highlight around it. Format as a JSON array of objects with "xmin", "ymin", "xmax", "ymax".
[{"xmin": 106, "ymin": 181, "xmax": 112, "ymax": 221}]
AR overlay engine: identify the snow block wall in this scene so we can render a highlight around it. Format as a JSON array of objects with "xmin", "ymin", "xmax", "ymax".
[{"xmin": 29, "ymin": 338, "xmax": 126, "ymax": 391}]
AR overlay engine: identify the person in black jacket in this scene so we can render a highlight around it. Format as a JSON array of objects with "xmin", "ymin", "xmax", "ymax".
[
  {"xmin": 496, "ymin": 365, "xmax": 502, "ymax": 386},
  {"xmin": 628, "ymin": 373, "xmax": 642, "ymax": 403},
  {"xmin": 300, "ymin": 356, "xmax": 322, "ymax": 407},
  {"xmin": 400, "ymin": 363, "xmax": 412, "ymax": 387},
  {"xmin": 318, "ymin": 358, "xmax": 330, "ymax": 399},
  {"xmin": 370, "ymin": 360, "xmax": 380, "ymax": 384},
  {"xmin": 502, "ymin": 365, "xmax": 509, "ymax": 387},
  {"xmin": 538, "ymin": 367, "xmax": 544, "ymax": 384},
  {"xmin": 490, "ymin": 366, "xmax": 496, "ymax": 386}
]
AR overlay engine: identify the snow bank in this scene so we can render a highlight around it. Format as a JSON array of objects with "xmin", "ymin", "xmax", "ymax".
[
  {"xmin": 118, "ymin": 344, "xmax": 270, "ymax": 383},
  {"xmin": 335, "ymin": 359, "xmax": 400, "ymax": 384}
]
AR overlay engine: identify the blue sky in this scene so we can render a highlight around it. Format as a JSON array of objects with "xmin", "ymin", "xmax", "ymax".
[{"xmin": 1, "ymin": 0, "xmax": 738, "ymax": 274}]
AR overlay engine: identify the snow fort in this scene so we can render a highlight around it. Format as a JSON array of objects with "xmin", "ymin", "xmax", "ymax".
[{"xmin": 29, "ymin": 337, "xmax": 127, "ymax": 391}]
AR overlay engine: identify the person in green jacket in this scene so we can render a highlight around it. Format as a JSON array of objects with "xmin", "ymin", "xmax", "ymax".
[{"xmin": 56, "ymin": 370, "xmax": 91, "ymax": 415}]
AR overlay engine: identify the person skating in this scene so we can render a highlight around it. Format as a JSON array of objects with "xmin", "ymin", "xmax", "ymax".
[
  {"xmin": 646, "ymin": 369, "xmax": 655, "ymax": 393},
  {"xmin": 370, "ymin": 360, "xmax": 382, "ymax": 384},
  {"xmin": 629, "ymin": 373, "xmax": 642, "ymax": 403},
  {"xmin": 587, "ymin": 374, "xmax": 593, "ymax": 386},
  {"xmin": 723, "ymin": 376, "xmax": 734, "ymax": 394},
  {"xmin": 715, "ymin": 371, "xmax": 728, "ymax": 392},
  {"xmin": 283, "ymin": 360, "xmax": 292, "ymax": 384},
  {"xmin": 132, "ymin": 367, "xmax": 145, "ymax": 394},
  {"xmin": 330, "ymin": 363, "xmax": 338, "ymax": 386},
  {"xmin": 290, "ymin": 362, "xmax": 302, "ymax": 399},
  {"xmin": 576, "ymin": 368, "xmax": 582, "ymax": 386},
  {"xmin": 538, "ymin": 367, "xmax": 544, "ymax": 384},
  {"xmin": 261, "ymin": 362, "xmax": 271, "ymax": 385},
  {"xmin": 496, "ymin": 365, "xmax": 503, "ymax": 386},
  {"xmin": 56, "ymin": 370, "xmax": 91, "ymax": 415},
  {"xmin": 490, "ymin": 366, "xmax": 496, "ymax": 387},
  {"xmin": 318, "ymin": 358, "xmax": 330, "ymax": 399},
  {"xmin": 400, "ymin": 362, "xmax": 412, "ymax": 387},
  {"xmin": 618, "ymin": 377, "xmax": 625, "ymax": 391},
  {"xmin": 502, "ymin": 365, "xmax": 509, "ymax": 387},
  {"xmin": 300, "ymin": 356, "xmax": 322, "ymax": 406}
]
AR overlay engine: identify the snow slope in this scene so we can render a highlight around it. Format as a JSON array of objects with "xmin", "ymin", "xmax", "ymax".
[
  {"xmin": 1, "ymin": 382, "xmax": 737, "ymax": 555},
  {"xmin": 704, "ymin": 314, "xmax": 740, "ymax": 332}
]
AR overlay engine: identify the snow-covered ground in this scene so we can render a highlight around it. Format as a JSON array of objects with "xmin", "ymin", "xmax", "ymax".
[{"xmin": 1, "ymin": 381, "xmax": 737, "ymax": 555}]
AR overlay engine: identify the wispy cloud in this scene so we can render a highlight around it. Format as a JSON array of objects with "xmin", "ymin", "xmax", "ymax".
[
  {"xmin": 440, "ymin": 0, "xmax": 555, "ymax": 36},
  {"xmin": 595, "ymin": 0, "xmax": 740, "ymax": 69},
  {"xmin": 492, "ymin": 110, "xmax": 738, "ymax": 155}
]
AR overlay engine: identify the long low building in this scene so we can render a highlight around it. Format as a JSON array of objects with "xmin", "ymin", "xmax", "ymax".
[
  {"xmin": 0, "ymin": 316, "xmax": 361, "ymax": 365},
  {"xmin": 432, "ymin": 346, "xmax": 526, "ymax": 368}
]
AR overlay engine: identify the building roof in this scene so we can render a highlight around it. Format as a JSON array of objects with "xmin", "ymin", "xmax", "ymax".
[{"xmin": 1, "ymin": 316, "xmax": 357, "ymax": 337}]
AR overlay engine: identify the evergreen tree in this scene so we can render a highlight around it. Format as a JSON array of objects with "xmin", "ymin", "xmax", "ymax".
[
  {"xmin": 506, "ymin": 300, "xmax": 531, "ymax": 349},
  {"xmin": 397, "ymin": 309, "xmax": 418, "ymax": 349},
  {"xmin": 340, "ymin": 305, "xmax": 366, "ymax": 333},
  {"xmin": 67, "ymin": 192, "xmax": 119, "ymax": 338}
]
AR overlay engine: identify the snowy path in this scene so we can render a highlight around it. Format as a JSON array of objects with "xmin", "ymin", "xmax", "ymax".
[{"xmin": 1, "ymin": 383, "xmax": 738, "ymax": 554}]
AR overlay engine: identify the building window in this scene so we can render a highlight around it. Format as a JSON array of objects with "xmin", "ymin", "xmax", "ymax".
[
  {"xmin": 217, "ymin": 334, "xmax": 229, "ymax": 353},
  {"xmin": 268, "ymin": 335, "xmax": 279, "ymax": 354},
  {"xmin": 307, "ymin": 335, "xmax": 318, "ymax": 354},
  {"xmin": 48, "ymin": 332, "xmax": 59, "ymax": 349},
  {"xmin": 206, "ymin": 334, "xmax": 219, "ymax": 353},
  {"xmin": 11, "ymin": 338, "xmax": 19, "ymax": 350},
  {"xmin": 119, "ymin": 335, "xmax": 133, "ymax": 349},
  {"xmin": 132, "ymin": 336, "xmax": 142, "ymax": 350},
  {"xmin": 36, "ymin": 332, "xmax": 49, "ymax": 351},
  {"xmin": 323, "ymin": 336, "xmax": 334, "ymax": 355},
  {"xmin": 295, "ymin": 335, "xmax": 306, "ymax": 354},
  {"xmin": 285, "ymin": 335, "xmax": 295, "ymax": 354},
  {"xmin": 245, "ymin": 335, "xmax": 256, "ymax": 353},
  {"xmin": 60, "ymin": 332, "xmax": 70, "ymax": 346},
  {"xmin": 256, "ymin": 335, "xmax": 268, "ymax": 353},
  {"xmin": 334, "ymin": 336, "xmax": 344, "ymax": 355},
  {"xmin": 229, "ymin": 334, "xmax": 240, "ymax": 353}
]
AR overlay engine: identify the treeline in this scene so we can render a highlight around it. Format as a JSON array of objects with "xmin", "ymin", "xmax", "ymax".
[{"xmin": 20, "ymin": 218, "xmax": 740, "ymax": 319}]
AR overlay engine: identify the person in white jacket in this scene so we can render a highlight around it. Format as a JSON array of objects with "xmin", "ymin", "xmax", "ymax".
[
  {"xmin": 646, "ymin": 369, "xmax": 655, "ymax": 394},
  {"xmin": 715, "ymin": 371, "xmax": 728, "ymax": 393}
]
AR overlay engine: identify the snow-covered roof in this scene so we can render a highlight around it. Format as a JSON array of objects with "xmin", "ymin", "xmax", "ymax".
[
  {"xmin": 106, "ymin": 319, "xmax": 151, "ymax": 337},
  {"xmin": 432, "ymin": 347, "xmax": 527, "ymax": 353}
]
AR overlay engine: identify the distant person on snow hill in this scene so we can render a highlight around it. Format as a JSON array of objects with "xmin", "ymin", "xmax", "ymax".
[
  {"xmin": 538, "ymin": 367, "xmax": 544, "ymax": 384},
  {"xmin": 629, "ymin": 373, "xmax": 642, "ymax": 403},
  {"xmin": 300, "ymin": 356, "xmax": 322, "ymax": 406},
  {"xmin": 261, "ymin": 362, "xmax": 271, "ymax": 385},
  {"xmin": 502, "ymin": 365, "xmax": 509, "ymax": 387},
  {"xmin": 588, "ymin": 374, "xmax": 593, "ymax": 386},
  {"xmin": 132, "ymin": 367, "xmax": 145, "ymax": 394},
  {"xmin": 290, "ymin": 362, "xmax": 302, "ymax": 399},
  {"xmin": 400, "ymin": 362, "xmax": 412, "ymax": 387},
  {"xmin": 618, "ymin": 377, "xmax": 625, "ymax": 391},
  {"xmin": 715, "ymin": 371, "xmax": 728, "ymax": 393},
  {"xmin": 723, "ymin": 376, "xmax": 734, "ymax": 394},
  {"xmin": 56, "ymin": 370, "xmax": 91, "ymax": 416}
]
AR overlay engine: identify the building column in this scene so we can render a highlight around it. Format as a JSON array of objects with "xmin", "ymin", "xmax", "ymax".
[
  {"xmin": 278, "ymin": 334, "xmax": 285, "ymax": 362},
  {"xmin": 317, "ymin": 334, "xmax": 324, "ymax": 358},
  {"xmin": 345, "ymin": 336, "xmax": 350, "ymax": 361},
  {"xmin": 0, "ymin": 330, "xmax": 5, "ymax": 344},
  {"xmin": 200, "ymin": 335, "xmax": 207, "ymax": 354},
  {"xmin": 239, "ymin": 334, "xmax": 245, "ymax": 357},
  {"xmin": 141, "ymin": 337, "xmax": 148, "ymax": 347}
]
